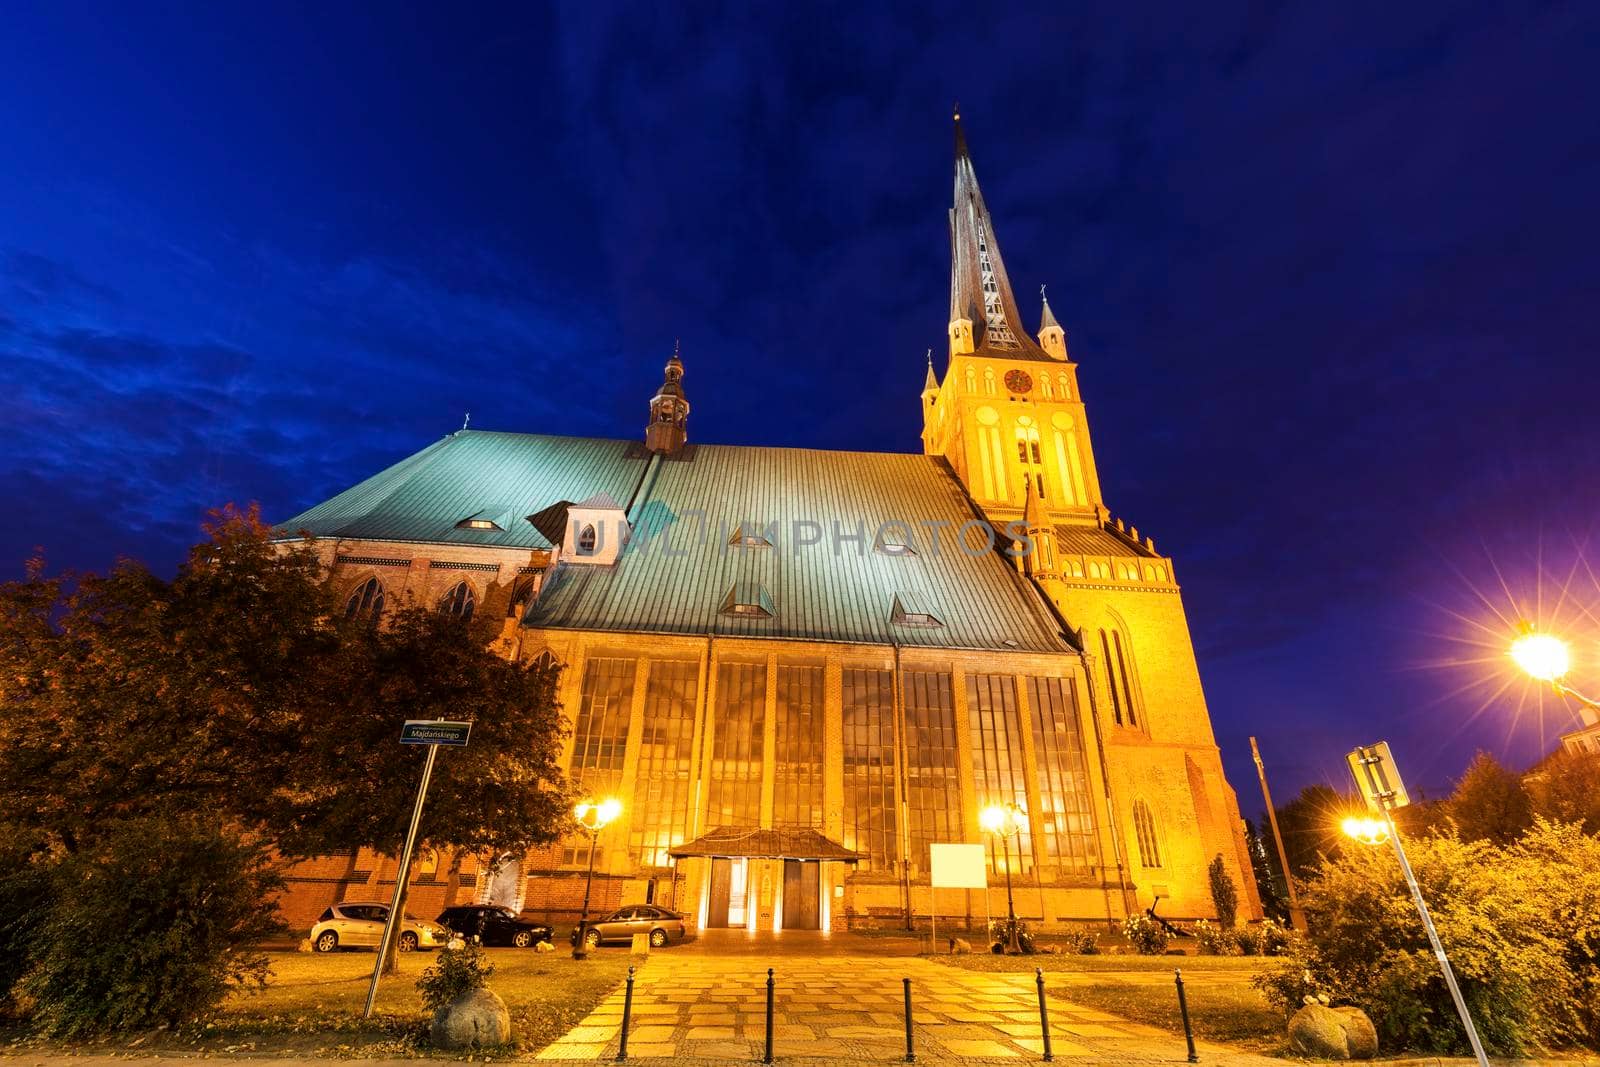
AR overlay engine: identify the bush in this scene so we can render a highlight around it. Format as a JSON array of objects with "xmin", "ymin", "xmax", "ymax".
[
  {"xmin": 21, "ymin": 816, "xmax": 283, "ymax": 1036},
  {"xmin": 1193, "ymin": 919, "xmax": 1239, "ymax": 956},
  {"xmin": 1253, "ymin": 821, "xmax": 1600, "ymax": 1056},
  {"xmin": 1208, "ymin": 854, "xmax": 1238, "ymax": 929},
  {"xmin": 0, "ymin": 823, "xmax": 54, "ymax": 1010},
  {"xmin": 1123, "ymin": 913, "xmax": 1169, "ymax": 955},
  {"xmin": 1236, "ymin": 917, "xmax": 1293, "ymax": 957},
  {"xmin": 1063, "ymin": 928, "xmax": 1101, "ymax": 954},
  {"xmin": 417, "ymin": 939, "xmax": 496, "ymax": 1012},
  {"xmin": 988, "ymin": 916, "xmax": 1035, "ymax": 954}
]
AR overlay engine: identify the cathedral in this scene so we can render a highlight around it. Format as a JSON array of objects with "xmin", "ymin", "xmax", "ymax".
[{"xmin": 273, "ymin": 117, "xmax": 1261, "ymax": 936}]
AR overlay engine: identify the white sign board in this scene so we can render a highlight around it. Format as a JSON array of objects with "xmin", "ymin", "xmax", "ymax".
[
  {"xmin": 930, "ymin": 843, "xmax": 987, "ymax": 889},
  {"xmin": 1347, "ymin": 741, "xmax": 1411, "ymax": 812}
]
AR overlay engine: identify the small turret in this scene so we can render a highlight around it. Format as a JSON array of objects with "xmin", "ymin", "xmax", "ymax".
[
  {"xmin": 645, "ymin": 343, "xmax": 690, "ymax": 454},
  {"xmin": 1017, "ymin": 477, "xmax": 1058, "ymax": 578},
  {"xmin": 922, "ymin": 350, "xmax": 940, "ymax": 406},
  {"xmin": 1038, "ymin": 287, "xmax": 1067, "ymax": 360}
]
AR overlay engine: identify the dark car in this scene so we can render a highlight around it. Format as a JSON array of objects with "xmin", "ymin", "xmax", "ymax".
[
  {"xmin": 570, "ymin": 905, "xmax": 689, "ymax": 949},
  {"xmin": 436, "ymin": 904, "xmax": 553, "ymax": 948}
]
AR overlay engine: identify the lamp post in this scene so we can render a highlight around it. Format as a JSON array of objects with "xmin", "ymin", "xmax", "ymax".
[
  {"xmin": 1510, "ymin": 623, "xmax": 1600, "ymax": 721},
  {"xmin": 571, "ymin": 797, "xmax": 622, "ymax": 960},
  {"xmin": 980, "ymin": 803, "xmax": 1026, "ymax": 954}
]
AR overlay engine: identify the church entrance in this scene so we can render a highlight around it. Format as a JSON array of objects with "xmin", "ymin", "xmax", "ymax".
[
  {"xmin": 706, "ymin": 857, "xmax": 749, "ymax": 928},
  {"xmin": 781, "ymin": 859, "xmax": 820, "ymax": 930}
]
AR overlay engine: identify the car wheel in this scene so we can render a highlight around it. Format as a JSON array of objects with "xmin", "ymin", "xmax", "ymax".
[
  {"xmin": 649, "ymin": 928, "xmax": 668, "ymax": 948},
  {"xmin": 584, "ymin": 929, "xmax": 602, "ymax": 949},
  {"xmin": 314, "ymin": 931, "xmax": 339, "ymax": 953},
  {"xmin": 513, "ymin": 930, "xmax": 533, "ymax": 949},
  {"xmin": 397, "ymin": 931, "xmax": 419, "ymax": 953}
]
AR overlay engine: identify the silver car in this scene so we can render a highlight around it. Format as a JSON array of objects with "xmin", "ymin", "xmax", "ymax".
[{"xmin": 309, "ymin": 901, "xmax": 450, "ymax": 953}]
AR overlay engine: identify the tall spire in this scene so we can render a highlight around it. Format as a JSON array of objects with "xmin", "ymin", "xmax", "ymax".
[
  {"xmin": 923, "ymin": 349, "xmax": 939, "ymax": 393},
  {"xmin": 949, "ymin": 112, "xmax": 1052, "ymax": 362},
  {"xmin": 644, "ymin": 342, "xmax": 690, "ymax": 454},
  {"xmin": 1037, "ymin": 285, "xmax": 1067, "ymax": 360}
]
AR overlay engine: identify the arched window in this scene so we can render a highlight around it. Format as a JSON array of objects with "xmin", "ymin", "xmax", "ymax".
[
  {"xmin": 965, "ymin": 365, "xmax": 977, "ymax": 393},
  {"xmin": 1040, "ymin": 375, "xmax": 1054, "ymax": 400},
  {"xmin": 983, "ymin": 367, "xmax": 997, "ymax": 395},
  {"xmin": 1133, "ymin": 800, "xmax": 1162, "ymax": 868},
  {"xmin": 1098, "ymin": 626, "xmax": 1138, "ymax": 727},
  {"xmin": 1056, "ymin": 372, "xmax": 1071, "ymax": 399},
  {"xmin": 506, "ymin": 577, "xmax": 536, "ymax": 618},
  {"xmin": 439, "ymin": 581, "xmax": 476, "ymax": 620},
  {"xmin": 576, "ymin": 524, "xmax": 598, "ymax": 555},
  {"xmin": 344, "ymin": 577, "xmax": 384, "ymax": 621}
]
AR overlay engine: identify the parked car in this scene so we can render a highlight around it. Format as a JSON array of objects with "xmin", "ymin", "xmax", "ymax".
[
  {"xmin": 569, "ymin": 905, "xmax": 689, "ymax": 949},
  {"xmin": 436, "ymin": 904, "xmax": 554, "ymax": 948},
  {"xmin": 309, "ymin": 902, "xmax": 450, "ymax": 953}
]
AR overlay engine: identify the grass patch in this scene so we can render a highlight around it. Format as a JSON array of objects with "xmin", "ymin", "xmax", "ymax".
[
  {"xmin": 2, "ymin": 947, "xmax": 637, "ymax": 1058},
  {"xmin": 1052, "ymin": 977, "xmax": 1284, "ymax": 1051},
  {"xmin": 930, "ymin": 951, "xmax": 1272, "ymax": 973}
]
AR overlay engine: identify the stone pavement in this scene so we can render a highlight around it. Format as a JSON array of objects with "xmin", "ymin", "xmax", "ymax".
[{"xmin": 534, "ymin": 952, "xmax": 1281, "ymax": 1064}]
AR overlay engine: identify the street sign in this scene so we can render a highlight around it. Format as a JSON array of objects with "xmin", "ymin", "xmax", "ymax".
[
  {"xmin": 1347, "ymin": 741, "xmax": 1411, "ymax": 812},
  {"xmin": 930, "ymin": 843, "xmax": 987, "ymax": 889},
  {"xmin": 400, "ymin": 720, "xmax": 472, "ymax": 747}
]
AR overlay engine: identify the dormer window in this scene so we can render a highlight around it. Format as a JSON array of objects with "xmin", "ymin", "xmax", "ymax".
[
  {"xmin": 720, "ymin": 582, "xmax": 774, "ymax": 618},
  {"xmin": 456, "ymin": 517, "xmax": 502, "ymax": 531},
  {"xmin": 729, "ymin": 524, "xmax": 773, "ymax": 549},
  {"xmin": 576, "ymin": 524, "xmax": 598, "ymax": 555},
  {"xmin": 874, "ymin": 528, "xmax": 916, "ymax": 556},
  {"xmin": 891, "ymin": 591, "xmax": 943, "ymax": 629}
]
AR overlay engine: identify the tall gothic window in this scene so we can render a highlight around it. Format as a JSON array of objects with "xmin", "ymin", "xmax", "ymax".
[
  {"xmin": 842, "ymin": 668, "xmax": 896, "ymax": 871},
  {"xmin": 707, "ymin": 662, "xmax": 766, "ymax": 828},
  {"xmin": 1098, "ymin": 627, "xmax": 1139, "ymax": 727},
  {"xmin": 903, "ymin": 671, "xmax": 959, "ymax": 876},
  {"xmin": 344, "ymin": 577, "xmax": 384, "ymax": 621},
  {"xmin": 630, "ymin": 660, "xmax": 699, "ymax": 869},
  {"xmin": 564, "ymin": 657, "xmax": 635, "ymax": 866},
  {"xmin": 968, "ymin": 673, "xmax": 1032, "ymax": 873},
  {"xmin": 983, "ymin": 367, "xmax": 997, "ymax": 395},
  {"xmin": 1027, "ymin": 677, "xmax": 1098, "ymax": 876},
  {"xmin": 773, "ymin": 665, "xmax": 824, "ymax": 828},
  {"xmin": 1133, "ymin": 800, "xmax": 1163, "ymax": 868},
  {"xmin": 438, "ymin": 581, "xmax": 475, "ymax": 619}
]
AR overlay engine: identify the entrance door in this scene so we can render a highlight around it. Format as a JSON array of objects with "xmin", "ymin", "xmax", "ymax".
[
  {"xmin": 782, "ymin": 860, "xmax": 820, "ymax": 930},
  {"xmin": 707, "ymin": 858, "xmax": 732, "ymax": 928}
]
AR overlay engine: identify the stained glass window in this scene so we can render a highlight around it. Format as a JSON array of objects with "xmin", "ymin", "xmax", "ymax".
[
  {"xmin": 1027, "ymin": 677, "xmax": 1098, "ymax": 876},
  {"xmin": 842, "ymin": 668, "xmax": 897, "ymax": 871},
  {"xmin": 707, "ymin": 662, "xmax": 766, "ymax": 828},
  {"xmin": 903, "ymin": 670, "xmax": 959, "ymax": 876},
  {"xmin": 630, "ymin": 660, "xmax": 699, "ymax": 869},
  {"xmin": 774, "ymin": 665, "xmax": 824, "ymax": 828},
  {"xmin": 563, "ymin": 657, "xmax": 636, "ymax": 866},
  {"xmin": 968, "ymin": 672, "xmax": 1032, "ymax": 873}
]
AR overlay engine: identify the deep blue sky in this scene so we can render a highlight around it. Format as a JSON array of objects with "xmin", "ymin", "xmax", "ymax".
[{"xmin": 4, "ymin": 2, "xmax": 1600, "ymax": 809}]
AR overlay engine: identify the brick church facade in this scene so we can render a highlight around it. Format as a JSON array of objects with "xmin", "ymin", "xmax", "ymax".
[{"xmin": 272, "ymin": 116, "xmax": 1262, "ymax": 936}]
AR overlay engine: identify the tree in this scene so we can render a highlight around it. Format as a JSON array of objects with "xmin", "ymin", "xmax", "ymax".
[
  {"xmin": 1208, "ymin": 853, "xmax": 1239, "ymax": 928},
  {"xmin": 1259, "ymin": 784, "xmax": 1355, "ymax": 893},
  {"xmin": 1244, "ymin": 818, "xmax": 1289, "ymax": 922},
  {"xmin": 1448, "ymin": 751, "xmax": 1533, "ymax": 845},
  {"xmin": 1525, "ymin": 749, "xmax": 1600, "ymax": 832}
]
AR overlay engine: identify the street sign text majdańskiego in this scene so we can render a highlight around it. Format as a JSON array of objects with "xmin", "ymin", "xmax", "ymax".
[{"xmin": 400, "ymin": 720, "xmax": 472, "ymax": 747}]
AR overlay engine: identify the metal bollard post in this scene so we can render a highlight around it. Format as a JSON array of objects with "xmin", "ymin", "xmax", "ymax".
[
  {"xmin": 1035, "ymin": 968, "xmax": 1053, "ymax": 1062},
  {"xmin": 903, "ymin": 977, "xmax": 915, "ymax": 1063},
  {"xmin": 764, "ymin": 967, "xmax": 775, "ymax": 1064},
  {"xmin": 1174, "ymin": 968, "xmax": 1198, "ymax": 1063},
  {"xmin": 616, "ymin": 964, "xmax": 635, "ymax": 1062}
]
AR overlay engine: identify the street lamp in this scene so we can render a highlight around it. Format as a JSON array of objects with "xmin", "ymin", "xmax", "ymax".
[
  {"xmin": 571, "ymin": 796, "xmax": 622, "ymax": 960},
  {"xmin": 1339, "ymin": 815, "xmax": 1389, "ymax": 847},
  {"xmin": 1509, "ymin": 623, "xmax": 1600, "ymax": 721},
  {"xmin": 980, "ymin": 802, "xmax": 1026, "ymax": 954}
]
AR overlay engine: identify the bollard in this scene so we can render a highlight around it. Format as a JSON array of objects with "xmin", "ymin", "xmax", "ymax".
[
  {"xmin": 1174, "ymin": 968, "xmax": 1198, "ymax": 1063},
  {"xmin": 1035, "ymin": 967, "xmax": 1053, "ymax": 1062},
  {"xmin": 764, "ymin": 967, "xmax": 775, "ymax": 1064},
  {"xmin": 616, "ymin": 964, "xmax": 635, "ymax": 1062},
  {"xmin": 903, "ymin": 976, "xmax": 915, "ymax": 1063}
]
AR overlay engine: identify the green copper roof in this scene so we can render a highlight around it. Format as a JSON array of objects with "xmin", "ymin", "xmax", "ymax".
[
  {"xmin": 278, "ymin": 430, "xmax": 646, "ymax": 550},
  {"xmin": 528, "ymin": 442, "xmax": 1072, "ymax": 653}
]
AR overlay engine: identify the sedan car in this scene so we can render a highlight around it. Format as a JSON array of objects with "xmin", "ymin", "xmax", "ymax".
[
  {"xmin": 309, "ymin": 902, "xmax": 450, "ymax": 953},
  {"xmin": 436, "ymin": 904, "xmax": 553, "ymax": 948},
  {"xmin": 570, "ymin": 905, "xmax": 689, "ymax": 949}
]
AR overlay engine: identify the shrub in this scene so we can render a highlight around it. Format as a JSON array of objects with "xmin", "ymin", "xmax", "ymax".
[
  {"xmin": 1123, "ymin": 913, "xmax": 1169, "ymax": 955},
  {"xmin": 1208, "ymin": 854, "xmax": 1238, "ymax": 929},
  {"xmin": 0, "ymin": 823, "xmax": 54, "ymax": 1010},
  {"xmin": 1253, "ymin": 821, "xmax": 1600, "ymax": 1056},
  {"xmin": 418, "ymin": 940, "xmax": 495, "ymax": 1012},
  {"xmin": 1193, "ymin": 919, "xmax": 1239, "ymax": 956},
  {"xmin": 21, "ymin": 816, "xmax": 283, "ymax": 1036},
  {"xmin": 1236, "ymin": 917, "xmax": 1293, "ymax": 957},
  {"xmin": 987, "ymin": 916, "xmax": 1035, "ymax": 954},
  {"xmin": 1063, "ymin": 928, "xmax": 1101, "ymax": 954}
]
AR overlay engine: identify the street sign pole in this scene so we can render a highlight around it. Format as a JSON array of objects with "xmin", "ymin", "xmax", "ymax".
[
  {"xmin": 1351, "ymin": 745, "xmax": 1489, "ymax": 1067},
  {"xmin": 362, "ymin": 719, "xmax": 472, "ymax": 1019}
]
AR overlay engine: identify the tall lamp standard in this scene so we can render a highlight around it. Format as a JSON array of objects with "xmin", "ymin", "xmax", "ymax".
[
  {"xmin": 980, "ymin": 803, "xmax": 1026, "ymax": 954},
  {"xmin": 571, "ymin": 797, "xmax": 622, "ymax": 960}
]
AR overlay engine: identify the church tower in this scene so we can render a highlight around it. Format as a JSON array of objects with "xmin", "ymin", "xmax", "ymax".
[
  {"xmin": 922, "ymin": 111, "xmax": 1103, "ymax": 519},
  {"xmin": 645, "ymin": 344, "xmax": 690, "ymax": 454}
]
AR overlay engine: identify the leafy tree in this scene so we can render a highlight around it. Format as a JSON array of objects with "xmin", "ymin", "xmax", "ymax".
[
  {"xmin": 1525, "ymin": 749, "xmax": 1600, "ymax": 832},
  {"xmin": 1258, "ymin": 784, "xmax": 1355, "ymax": 893},
  {"xmin": 1448, "ymin": 751, "xmax": 1533, "ymax": 845},
  {"xmin": 1207, "ymin": 853, "xmax": 1239, "ymax": 928},
  {"xmin": 1244, "ymin": 818, "xmax": 1289, "ymax": 923}
]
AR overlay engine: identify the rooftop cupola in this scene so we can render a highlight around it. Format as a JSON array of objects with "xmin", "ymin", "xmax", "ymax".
[
  {"xmin": 645, "ymin": 342, "xmax": 690, "ymax": 454},
  {"xmin": 1038, "ymin": 286, "xmax": 1067, "ymax": 360}
]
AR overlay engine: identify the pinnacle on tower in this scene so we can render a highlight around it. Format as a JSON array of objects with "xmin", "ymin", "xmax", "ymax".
[
  {"xmin": 923, "ymin": 350, "xmax": 939, "ymax": 394},
  {"xmin": 1038, "ymin": 285, "xmax": 1067, "ymax": 360},
  {"xmin": 644, "ymin": 343, "xmax": 690, "ymax": 454}
]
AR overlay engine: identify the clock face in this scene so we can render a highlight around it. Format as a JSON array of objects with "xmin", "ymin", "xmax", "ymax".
[{"xmin": 1004, "ymin": 369, "xmax": 1034, "ymax": 395}]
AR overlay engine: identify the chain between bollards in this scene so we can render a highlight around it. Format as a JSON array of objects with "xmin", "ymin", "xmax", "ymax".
[
  {"xmin": 764, "ymin": 967, "xmax": 775, "ymax": 1064},
  {"xmin": 1035, "ymin": 967, "xmax": 1053, "ymax": 1062},
  {"xmin": 903, "ymin": 976, "xmax": 915, "ymax": 1063},
  {"xmin": 616, "ymin": 964, "xmax": 635, "ymax": 1062},
  {"xmin": 1175, "ymin": 968, "xmax": 1198, "ymax": 1063}
]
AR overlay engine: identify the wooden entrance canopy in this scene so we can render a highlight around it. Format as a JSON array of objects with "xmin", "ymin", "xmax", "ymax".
[{"xmin": 668, "ymin": 826, "xmax": 862, "ymax": 863}]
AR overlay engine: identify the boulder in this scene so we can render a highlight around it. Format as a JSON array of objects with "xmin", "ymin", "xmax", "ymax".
[
  {"xmin": 431, "ymin": 986, "xmax": 512, "ymax": 1050},
  {"xmin": 948, "ymin": 937, "xmax": 972, "ymax": 954},
  {"xmin": 534, "ymin": 938, "xmax": 554, "ymax": 953},
  {"xmin": 1288, "ymin": 1002, "xmax": 1377, "ymax": 1060}
]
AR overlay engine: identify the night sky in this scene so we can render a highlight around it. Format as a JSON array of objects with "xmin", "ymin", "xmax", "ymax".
[{"xmin": 5, "ymin": 3, "xmax": 1599, "ymax": 809}]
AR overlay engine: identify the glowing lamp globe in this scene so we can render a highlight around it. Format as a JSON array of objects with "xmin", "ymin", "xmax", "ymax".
[
  {"xmin": 979, "ymin": 805, "xmax": 1007, "ymax": 834},
  {"xmin": 1510, "ymin": 630, "xmax": 1570, "ymax": 682}
]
